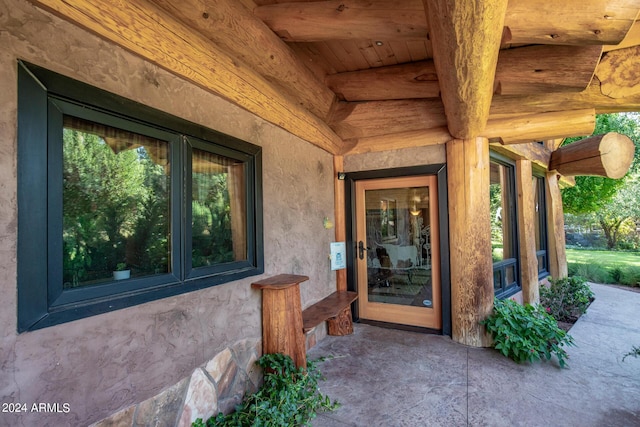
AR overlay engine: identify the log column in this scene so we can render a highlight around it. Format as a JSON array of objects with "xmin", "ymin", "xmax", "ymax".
[
  {"xmin": 545, "ymin": 173, "xmax": 569, "ymax": 279},
  {"xmin": 447, "ymin": 137, "xmax": 493, "ymax": 347},
  {"xmin": 334, "ymin": 156, "xmax": 347, "ymax": 292},
  {"xmin": 516, "ymin": 159, "xmax": 540, "ymax": 304}
]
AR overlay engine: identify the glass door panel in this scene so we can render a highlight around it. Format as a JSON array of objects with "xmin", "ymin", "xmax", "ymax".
[{"xmin": 355, "ymin": 176, "xmax": 441, "ymax": 329}]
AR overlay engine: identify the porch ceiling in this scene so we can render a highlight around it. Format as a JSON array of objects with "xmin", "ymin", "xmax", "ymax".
[{"xmin": 28, "ymin": 0, "xmax": 640, "ymax": 159}]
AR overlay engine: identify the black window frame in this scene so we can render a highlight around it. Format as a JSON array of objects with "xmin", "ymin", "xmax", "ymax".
[
  {"xmin": 489, "ymin": 155, "xmax": 521, "ymax": 299},
  {"xmin": 17, "ymin": 61, "xmax": 263, "ymax": 332},
  {"xmin": 534, "ymin": 176, "xmax": 550, "ymax": 279}
]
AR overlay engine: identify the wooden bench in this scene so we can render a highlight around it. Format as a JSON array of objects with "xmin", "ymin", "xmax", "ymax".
[{"xmin": 302, "ymin": 291, "xmax": 358, "ymax": 336}]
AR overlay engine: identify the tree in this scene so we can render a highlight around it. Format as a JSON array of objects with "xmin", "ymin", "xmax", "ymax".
[
  {"xmin": 562, "ymin": 113, "xmax": 640, "ymax": 215},
  {"xmin": 561, "ymin": 113, "xmax": 640, "ymax": 249}
]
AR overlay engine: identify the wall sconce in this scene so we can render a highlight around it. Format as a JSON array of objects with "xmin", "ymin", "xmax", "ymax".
[{"xmin": 337, "ymin": 172, "xmax": 346, "ymax": 180}]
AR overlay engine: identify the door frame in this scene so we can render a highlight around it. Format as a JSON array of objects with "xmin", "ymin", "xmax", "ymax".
[{"xmin": 343, "ymin": 165, "xmax": 452, "ymax": 336}]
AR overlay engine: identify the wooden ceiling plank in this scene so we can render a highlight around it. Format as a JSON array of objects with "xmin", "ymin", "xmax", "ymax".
[
  {"xmin": 354, "ymin": 40, "xmax": 387, "ymax": 68},
  {"xmin": 387, "ymin": 40, "xmax": 413, "ymax": 64},
  {"xmin": 29, "ymin": 0, "xmax": 344, "ymax": 153},
  {"xmin": 496, "ymin": 45, "xmax": 603, "ymax": 95},
  {"xmin": 481, "ymin": 109, "xmax": 596, "ymax": 145},
  {"xmin": 151, "ymin": 0, "xmax": 335, "ymax": 121},
  {"xmin": 327, "ymin": 40, "xmax": 372, "ymax": 71},
  {"xmin": 425, "ymin": 0, "xmax": 508, "ymax": 139}
]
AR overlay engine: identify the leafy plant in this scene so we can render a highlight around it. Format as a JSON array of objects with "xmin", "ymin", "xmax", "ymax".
[
  {"xmin": 623, "ymin": 346, "xmax": 640, "ymax": 361},
  {"xmin": 115, "ymin": 262, "xmax": 128, "ymax": 271},
  {"xmin": 540, "ymin": 276, "xmax": 594, "ymax": 323},
  {"xmin": 482, "ymin": 298, "xmax": 575, "ymax": 368},
  {"xmin": 193, "ymin": 353, "xmax": 339, "ymax": 427}
]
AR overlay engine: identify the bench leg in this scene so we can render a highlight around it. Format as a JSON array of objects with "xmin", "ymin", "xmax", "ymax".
[{"xmin": 327, "ymin": 306, "xmax": 354, "ymax": 336}]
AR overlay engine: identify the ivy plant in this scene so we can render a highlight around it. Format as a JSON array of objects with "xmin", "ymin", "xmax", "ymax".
[
  {"xmin": 193, "ymin": 353, "xmax": 339, "ymax": 427},
  {"xmin": 482, "ymin": 298, "xmax": 575, "ymax": 368}
]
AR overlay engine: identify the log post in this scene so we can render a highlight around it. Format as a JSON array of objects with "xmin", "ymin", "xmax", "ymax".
[
  {"xmin": 545, "ymin": 173, "xmax": 568, "ymax": 279},
  {"xmin": 549, "ymin": 132, "xmax": 635, "ymax": 179},
  {"xmin": 516, "ymin": 159, "xmax": 539, "ymax": 304},
  {"xmin": 334, "ymin": 156, "xmax": 347, "ymax": 292},
  {"xmin": 447, "ymin": 137, "xmax": 494, "ymax": 347}
]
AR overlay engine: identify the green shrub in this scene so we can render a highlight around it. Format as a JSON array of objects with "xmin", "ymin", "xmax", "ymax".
[
  {"xmin": 193, "ymin": 353, "xmax": 339, "ymax": 427},
  {"xmin": 482, "ymin": 298, "xmax": 574, "ymax": 368},
  {"xmin": 568, "ymin": 263, "xmax": 611, "ymax": 284},
  {"xmin": 619, "ymin": 266, "xmax": 640, "ymax": 287},
  {"xmin": 540, "ymin": 276, "xmax": 594, "ymax": 323}
]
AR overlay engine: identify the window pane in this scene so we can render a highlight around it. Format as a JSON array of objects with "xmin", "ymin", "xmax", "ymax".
[
  {"xmin": 191, "ymin": 148, "xmax": 246, "ymax": 268},
  {"xmin": 490, "ymin": 162, "xmax": 514, "ymax": 262},
  {"xmin": 62, "ymin": 116, "xmax": 171, "ymax": 288}
]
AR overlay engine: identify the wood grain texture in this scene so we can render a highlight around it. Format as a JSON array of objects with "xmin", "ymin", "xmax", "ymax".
[
  {"xmin": 327, "ymin": 306, "xmax": 354, "ymax": 335},
  {"xmin": 344, "ymin": 126, "xmax": 451, "ymax": 154},
  {"xmin": 545, "ymin": 172, "xmax": 569, "ymax": 279},
  {"xmin": 329, "ymin": 99, "xmax": 446, "ymax": 140},
  {"xmin": 505, "ymin": 0, "xmax": 640, "ymax": 45},
  {"xmin": 516, "ymin": 160, "xmax": 540, "ymax": 304},
  {"xmin": 482, "ymin": 109, "xmax": 596, "ymax": 145},
  {"xmin": 333, "ymin": 156, "xmax": 347, "ymax": 292},
  {"xmin": 151, "ymin": 0, "xmax": 336, "ymax": 120},
  {"xmin": 495, "ymin": 45, "xmax": 602, "ymax": 95},
  {"xmin": 597, "ymin": 45, "xmax": 640, "ymax": 98},
  {"xmin": 253, "ymin": 275, "xmax": 309, "ymax": 368},
  {"xmin": 490, "ymin": 142, "xmax": 552, "ymax": 171},
  {"xmin": 425, "ymin": 0, "xmax": 508, "ymax": 139},
  {"xmin": 29, "ymin": 0, "xmax": 344, "ymax": 154},
  {"xmin": 301, "ymin": 291, "xmax": 358, "ymax": 333},
  {"xmin": 254, "ymin": 0, "xmax": 428, "ymax": 41},
  {"xmin": 446, "ymin": 138, "xmax": 493, "ymax": 347},
  {"xmin": 603, "ymin": 19, "xmax": 640, "ymax": 51},
  {"xmin": 548, "ymin": 132, "xmax": 635, "ymax": 178}
]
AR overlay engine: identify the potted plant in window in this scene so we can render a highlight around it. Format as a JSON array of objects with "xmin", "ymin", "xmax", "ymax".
[{"xmin": 113, "ymin": 262, "xmax": 130, "ymax": 280}]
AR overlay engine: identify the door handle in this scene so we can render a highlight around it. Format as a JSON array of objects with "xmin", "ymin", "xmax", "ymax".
[{"xmin": 358, "ymin": 241, "xmax": 370, "ymax": 260}]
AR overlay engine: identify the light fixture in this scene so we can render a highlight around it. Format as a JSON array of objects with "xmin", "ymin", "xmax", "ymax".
[
  {"xmin": 410, "ymin": 203, "xmax": 421, "ymax": 216},
  {"xmin": 375, "ymin": 41, "xmax": 384, "ymax": 46}
]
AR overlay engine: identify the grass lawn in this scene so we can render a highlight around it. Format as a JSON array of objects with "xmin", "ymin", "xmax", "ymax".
[
  {"xmin": 566, "ymin": 248, "xmax": 640, "ymax": 267},
  {"xmin": 566, "ymin": 248, "xmax": 640, "ymax": 285}
]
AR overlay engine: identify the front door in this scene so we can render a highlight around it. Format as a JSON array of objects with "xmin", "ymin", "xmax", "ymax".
[{"xmin": 355, "ymin": 176, "xmax": 441, "ymax": 329}]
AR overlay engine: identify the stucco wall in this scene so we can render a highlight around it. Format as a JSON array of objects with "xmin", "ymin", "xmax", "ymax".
[
  {"xmin": 0, "ymin": 0, "xmax": 336, "ymax": 425},
  {"xmin": 344, "ymin": 145, "xmax": 446, "ymax": 173}
]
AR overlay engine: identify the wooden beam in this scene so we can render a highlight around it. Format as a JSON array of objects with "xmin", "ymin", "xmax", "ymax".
[
  {"xmin": 329, "ymin": 99, "xmax": 446, "ymax": 140},
  {"xmin": 334, "ymin": 104, "xmax": 593, "ymax": 153},
  {"xmin": 333, "ymin": 156, "xmax": 347, "ymax": 292},
  {"xmin": 255, "ymin": 0, "xmax": 638, "ymax": 45},
  {"xmin": 482, "ymin": 109, "xmax": 596, "ymax": 145},
  {"xmin": 603, "ymin": 20, "xmax": 640, "ymax": 51},
  {"xmin": 447, "ymin": 137, "xmax": 493, "ymax": 347},
  {"xmin": 505, "ymin": 0, "xmax": 640, "ymax": 45},
  {"xmin": 491, "ymin": 79, "xmax": 640, "ymax": 117},
  {"xmin": 254, "ymin": 0, "xmax": 428, "ymax": 42},
  {"xmin": 345, "ymin": 126, "xmax": 451, "ymax": 154},
  {"xmin": 549, "ymin": 132, "xmax": 635, "ymax": 178},
  {"xmin": 151, "ymin": 0, "xmax": 336, "ymax": 121},
  {"xmin": 546, "ymin": 173, "xmax": 568, "ymax": 279},
  {"xmin": 516, "ymin": 159, "xmax": 540, "ymax": 304},
  {"xmin": 327, "ymin": 44, "xmax": 602, "ymax": 102},
  {"xmin": 326, "ymin": 61, "xmax": 440, "ymax": 102},
  {"xmin": 425, "ymin": 0, "xmax": 508, "ymax": 139},
  {"xmin": 29, "ymin": 0, "xmax": 344, "ymax": 154},
  {"xmin": 495, "ymin": 45, "xmax": 602, "ymax": 95},
  {"xmin": 596, "ymin": 45, "xmax": 640, "ymax": 99},
  {"xmin": 490, "ymin": 142, "xmax": 552, "ymax": 171}
]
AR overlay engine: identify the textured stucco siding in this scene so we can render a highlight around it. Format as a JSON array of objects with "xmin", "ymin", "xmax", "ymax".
[{"xmin": 0, "ymin": 0, "xmax": 336, "ymax": 425}]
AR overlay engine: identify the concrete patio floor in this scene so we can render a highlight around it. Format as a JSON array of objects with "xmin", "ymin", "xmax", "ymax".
[{"xmin": 308, "ymin": 284, "xmax": 640, "ymax": 427}]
